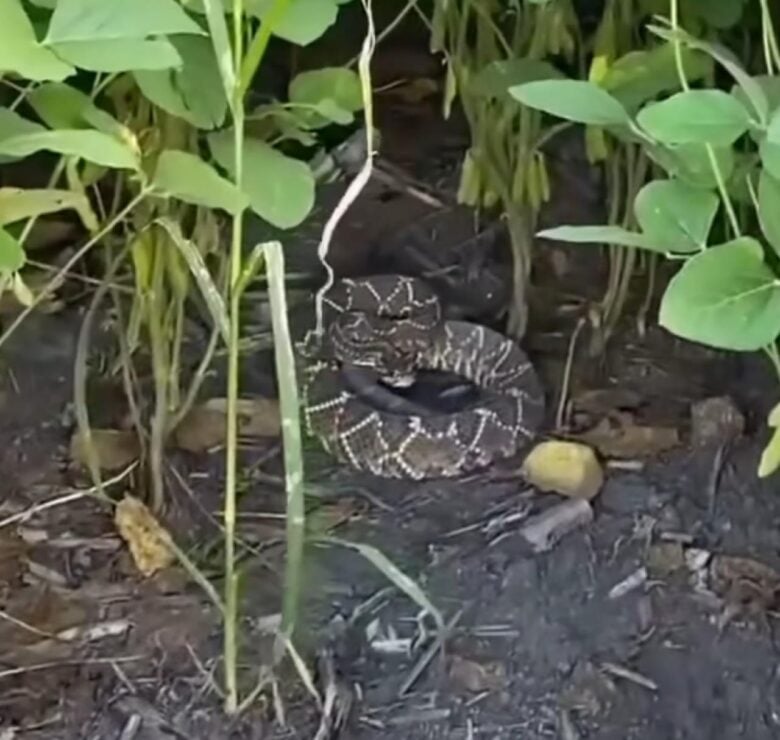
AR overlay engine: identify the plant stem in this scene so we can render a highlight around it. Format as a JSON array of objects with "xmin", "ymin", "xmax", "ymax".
[
  {"xmin": 669, "ymin": 0, "xmax": 740, "ymax": 238},
  {"xmin": 759, "ymin": 0, "xmax": 780, "ymax": 72},
  {"xmin": 222, "ymin": 15, "xmax": 245, "ymax": 716},
  {"xmin": 262, "ymin": 242, "xmax": 305, "ymax": 649},
  {"xmin": 147, "ymin": 230, "xmax": 170, "ymax": 513},
  {"xmin": 238, "ymin": 0, "xmax": 291, "ymax": 100}
]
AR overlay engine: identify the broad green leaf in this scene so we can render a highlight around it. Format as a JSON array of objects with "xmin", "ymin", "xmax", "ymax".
[
  {"xmin": 509, "ymin": 80, "xmax": 630, "ymax": 126},
  {"xmin": 601, "ymin": 44, "xmax": 712, "ymax": 114},
  {"xmin": 766, "ymin": 107, "xmax": 780, "ymax": 146},
  {"xmin": 208, "ymin": 132, "xmax": 315, "ymax": 229},
  {"xmin": 536, "ymin": 224, "xmax": 661, "ymax": 251},
  {"xmin": 0, "ymin": 131, "xmax": 138, "ymax": 170},
  {"xmin": 732, "ymin": 76, "xmax": 780, "ymax": 118},
  {"xmin": 760, "ymin": 140, "xmax": 780, "ymax": 180},
  {"xmin": 473, "ymin": 59, "xmax": 563, "ymax": 100},
  {"xmin": 648, "ymin": 142, "xmax": 734, "ymax": 189},
  {"xmin": 647, "ymin": 24, "xmax": 769, "ymax": 125},
  {"xmin": 311, "ymin": 100, "xmax": 353, "ymax": 125},
  {"xmin": 637, "ymin": 90, "xmax": 751, "ymax": 147},
  {"xmin": 687, "ymin": 0, "xmax": 746, "ymax": 29},
  {"xmin": 659, "ymin": 237, "xmax": 780, "ymax": 351},
  {"xmin": 249, "ymin": 0, "xmax": 340, "ymax": 46},
  {"xmin": 0, "ymin": 187, "xmax": 95, "ymax": 228},
  {"xmin": 758, "ymin": 425, "xmax": 780, "ymax": 478},
  {"xmin": 49, "ymin": 38, "xmax": 182, "ymax": 72},
  {"xmin": 0, "ymin": 109, "xmax": 46, "ymax": 164},
  {"xmin": 0, "ymin": 227, "xmax": 24, "ymax": 271},
  {"xmin": 758, "ymin": 169, "xmax": 780, "ymax": 257},
  {"xmin": 151, "ymin": 150, "xmax": 248, "ymax": 215},
  {"xmin": 133, "ymin": 36, "xmax": 227, "ymax": 130},
  {"xmin": 634, "ymin": 179, "xmax": 718, "ymax": 252},
  {"xmin": 27, "ymin": 83, "xmax": 128, "ymax": 140},
  {"xmin": 0, "ymin": 109, "xmax": 46, "ymax": 139},
  {"xmin": 45, "ymin": 0, "xmax": 205, "ymax": 43},
  {"xmin": 0, "ymin": 0, "xmax": 74, "ymax": 81},
  {"xmin": 289, "ymin": 67, "xmax": 362, "ymax": 127}
]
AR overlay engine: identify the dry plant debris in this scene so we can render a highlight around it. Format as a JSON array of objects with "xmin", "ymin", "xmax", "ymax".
[
  {"xmin": 578, "ymin": 414, "xmax": 679, "ymax": 459},
  {"xmin": 69, "ymin": 429, "xmax": 140, "ymax": 471},
  {"xmin": 173, "ymin": 396, "xmax": 281, "ymax": 452},
  {"xmin": 114, "ymin": 495, "xmax": 174, "ymax": 576}
]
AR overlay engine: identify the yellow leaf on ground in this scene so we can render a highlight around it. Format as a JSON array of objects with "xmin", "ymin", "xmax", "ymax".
[{"xmin": 114, "ymin": 496, "xmax": 174, "ymax": 576}]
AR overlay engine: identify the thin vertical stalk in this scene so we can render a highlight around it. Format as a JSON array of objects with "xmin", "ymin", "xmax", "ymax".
[
  {"xmin": 221, "ymin": 0, "xmax": 247, "ymax": 711},
  {"xmin": 262, "ymin": 243, "xmax": 305, "ymax": 646},
  {"xmin": 670, "ymin": 0, "xmax": 740, "ymax": 238}
]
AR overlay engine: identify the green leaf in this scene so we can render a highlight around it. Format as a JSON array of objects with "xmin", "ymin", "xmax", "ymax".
[
  {"xmin": 208, "ymin": 132, "xmax": 314, "ymax": 229},
  {"xmin": 647, "ymin": 24, "xmax": 769, "ymax": 125},
  {"xmin": 760, "ymin": 140, "xmax": 780, "ymax": 180},
  {"xmin": 45, "ymin": 0, "xmax": 205, "ymax": 43},
  {"xmin": 0, "ymin": 0, "xmax": 74, "ymax": 81},
  {"xmin": 0, "ymin": 109, "xmax": 46, "ymax": 139},
  {"xmin": 151, "ymin": 150, "xmax": 248, "ymax": 215},
  {"xmin": 732, "ymin": 76, "xmax": 780, "ymax": 118},
  {"xmin": 248, "ymin": 0, "xmax": 340, "ymax": 46},
  {"xmin": 289, "ymin": 67, "xmax": 362, "ymax": 127},
  {"xmin": 0, "ymin": 109, "xmax": 46, "ymax": 164},
  {"xmin": 601, "ymin": 43, "xmax": 713, "ymax": 114},
  {"xmin": 767, "ymin": 107, "xmax": 780, "ymax": 147},
  {"xmin": 49, "ymin": 38, "xmax": 182, "ymax": 72},
  {"xmin": 0, "ymin": 227, "xmax": 25, "ymax": 271},
  {"xmin": 688, "ymin": 0, "xmax": 746, "ymax": 29},
  {"xmin": 648, "ymin": 142, "xmax": 734, "ymax": 189},
  {"xmin": 0, "ymin": 187, "xmax": 95, "ymax": 227},
  {"xmin": 508, "ymin": 79, "xmax": 630, "ymax": 126},
  {"xmin": 473, "ymin": 59, "xmax": 563, "ymax": 100},
  {"xmin": 637, "ymin": 90, "xmax": 751, "ymax": 147},
  {"xmin": 633, "ymin": 179, "xmax": 719, "ymax": 252},
  {"xmin": 758, "ymin": 169, "xmax": 780, "ymax": 257},
  {"xmin": 536, "ymin": 224, "xmax": 661, "ymax": 251},
  {"xmin": 133, "ymin": 36, "xmax": 227, "ymax": 130},
  {"xmin": 0, "ymin": 131, "xmax": 138, "ymax": 170},
  {"xmin": 758, "ymin": 425, "xmax": 780, "ymax": 478},
  {"xmin": 659, "ymin": 237, "xmax": 780, "ymax": 351},
  {"xmin": 27, "ymin": 83, "xmax": 128, "ymax": 139}
]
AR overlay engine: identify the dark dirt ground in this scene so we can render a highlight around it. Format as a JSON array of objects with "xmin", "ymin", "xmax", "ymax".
[{"xmin": 4, "ymin": 41, "xmax": 780, "ymax": 740}]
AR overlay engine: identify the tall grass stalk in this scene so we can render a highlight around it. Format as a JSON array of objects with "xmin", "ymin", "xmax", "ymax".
[{"xmin": 199, "ymin": 0, "xmax": 291, "ymax": 712}]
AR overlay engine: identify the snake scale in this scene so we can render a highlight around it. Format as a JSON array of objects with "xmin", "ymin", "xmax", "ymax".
[{"xmin": 302, "ymin": 275, "xmax": 545, "ymax": 479}]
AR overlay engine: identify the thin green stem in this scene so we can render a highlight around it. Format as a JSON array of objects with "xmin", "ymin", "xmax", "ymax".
[
  {"xmin": 222, "ymin": 0, "xmax": 251, "ymax": 715},
  {"xmin": 147, "ymin": 232, "xmax": 169, "ymax": 513},
  {"xmin": 759, "ymin": 0, "xmax": 780, "ymax": 72},
  {"xmin": 669, "ymin": 0, "xmax": 740, "ymax": 238},
  {"xmin": 238, "ymin": 0, "xmax": 291, "ymax": 100}
]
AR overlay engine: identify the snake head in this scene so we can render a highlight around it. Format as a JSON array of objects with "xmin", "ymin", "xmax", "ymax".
[{"xmin": 328, "ymin": 311, "xmax": 420, "ymax": 386}]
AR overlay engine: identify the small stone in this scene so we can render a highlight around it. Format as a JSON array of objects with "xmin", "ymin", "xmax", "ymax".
[{"xmin": 522, "ymin": 440, "xmax": 604, "ymax": 500}]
